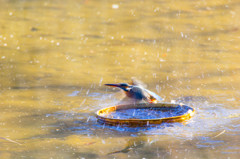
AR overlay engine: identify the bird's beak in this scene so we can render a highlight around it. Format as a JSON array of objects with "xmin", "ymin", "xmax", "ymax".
[{"xmin": 104, "ymin": 84, "xmax": 121, "ymax": 87}]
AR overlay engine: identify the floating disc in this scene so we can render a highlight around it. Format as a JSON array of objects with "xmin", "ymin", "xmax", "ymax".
[{"xmin": 96, "ymin": 103, "xmax": 195, "ymax": 126}]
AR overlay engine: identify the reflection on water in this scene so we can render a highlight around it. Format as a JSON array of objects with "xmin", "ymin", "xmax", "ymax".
[{"xmin": 0, "ymin": 0, "xmax": 240, "ymax": 158}]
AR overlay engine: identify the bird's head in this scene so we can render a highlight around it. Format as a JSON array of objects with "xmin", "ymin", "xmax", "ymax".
[{"xmin": 105, "ymin": 83, "xmax": 131, "ymax": 92}]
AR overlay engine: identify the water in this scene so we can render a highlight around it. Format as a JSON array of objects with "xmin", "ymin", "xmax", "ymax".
[
  {"xmin": 104, "ymin": 105, "xmax": 192, "ymax": 119},
  {"xmin": 0, "ymin": 0, "xmax": 240, "ymax": 158}
]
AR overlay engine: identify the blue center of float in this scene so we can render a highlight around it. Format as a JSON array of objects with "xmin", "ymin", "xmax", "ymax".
[{"xmin": 105, "ymin": 106, "xmax": 192, "ymax": 119}]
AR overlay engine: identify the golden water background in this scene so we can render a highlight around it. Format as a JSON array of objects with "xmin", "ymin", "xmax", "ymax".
[{"xmin": 0, "ymin": 0, "xmax": 240, "ymax": 158}]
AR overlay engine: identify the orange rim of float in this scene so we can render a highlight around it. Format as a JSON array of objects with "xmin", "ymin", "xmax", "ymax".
[{"xmin": 96, "ymin": 103, "xmax": 195, "ymax": 126}]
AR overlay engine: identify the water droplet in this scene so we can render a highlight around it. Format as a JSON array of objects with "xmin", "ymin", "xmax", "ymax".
[
  {"xmin": 99, "ymin": 77, "xmax": 103, "ymax": 86},
  {"xmin": 101, "ymin": 139, "xmax": 106, "ymax": 144},
  {"xmin": 154, "ymin": 7, "xmax": 160, "ymax": 12},
  {"xmin": 86, "ymin": 90, "xmax": 89, "ymax": 95},
  {"xmin": 181, "ymin": 32, "xmax": 184, "ymax": 37},
  {"xmin": 112, "ymin": 4, "xmax": 119, "ymax": 9}
]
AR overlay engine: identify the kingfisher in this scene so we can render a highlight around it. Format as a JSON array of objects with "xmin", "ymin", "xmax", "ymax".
[{"xmin": 105, "ymin": 79, "xmax": 162, "ymax": 103}]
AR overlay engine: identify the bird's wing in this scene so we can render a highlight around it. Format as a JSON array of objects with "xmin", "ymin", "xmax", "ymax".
[
  {"xmin": 144, "ymin": 89, "xmax": 163, "ymax": 101},
  {"xmin": 130, "ymin": 77, "xmax": 147, "ymax": 88},
  {"xmin": 130, "ymin": 86, "xmax": 149, "ymax": 101}
]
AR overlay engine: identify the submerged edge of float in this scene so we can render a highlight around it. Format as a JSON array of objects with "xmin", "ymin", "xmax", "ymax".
[{"xmin": 95, "ymin": 103, "xmax": 195, "ymax": 126}]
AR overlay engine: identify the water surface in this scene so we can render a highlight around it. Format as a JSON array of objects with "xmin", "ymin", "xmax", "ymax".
[
  {"xmin": 0, "ymin": 0, "xmax": 240, "ymax": 158},
  {"xmin": 103, "ymin": 105, "xmax": 192, "ymax": 119}
]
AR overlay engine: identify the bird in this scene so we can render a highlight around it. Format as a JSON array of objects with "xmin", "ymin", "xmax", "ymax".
[{"xmin": 105, "ymin": 79, "xmax": 162, "ymax": 104}]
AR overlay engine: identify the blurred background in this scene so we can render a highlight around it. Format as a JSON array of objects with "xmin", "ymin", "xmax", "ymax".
[{"xmin": 0, "ymin": 0, "xmax": 239, "ymax": 158}]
